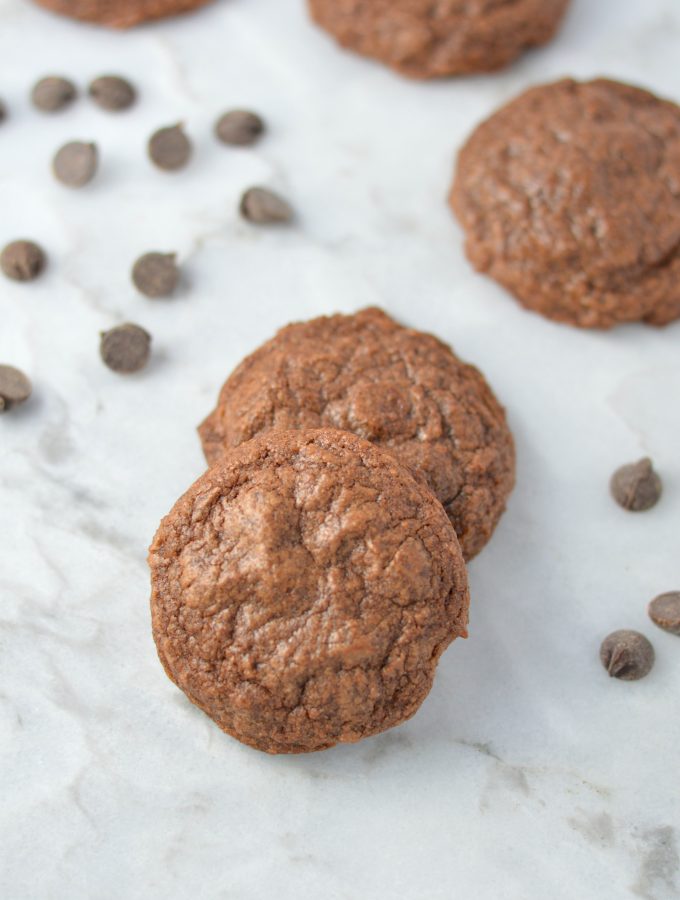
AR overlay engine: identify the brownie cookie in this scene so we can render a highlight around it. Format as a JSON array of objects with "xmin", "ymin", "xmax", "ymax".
[
  {"xmin": 33, "ymin": 0, "xmax": 212, "ymax": 27},
  {"xmin": 451, "ymin": 79, "xmax": 680, "ymax": 329},
  {"xmin": 307, "ymin": 0, "xmax": 570, "ymax": 79},
  {"xmin": 149, "ymin": 429, "xmax": 469, "ymax": 754},
  {"xmin": 199, "ymin": 308, "xmax": 514, "ymax": 561}
]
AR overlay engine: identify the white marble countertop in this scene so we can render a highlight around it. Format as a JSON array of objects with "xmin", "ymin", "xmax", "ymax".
[{"xmin": 1, "ymin": 0, "xmax": 679, "ymax": 897}]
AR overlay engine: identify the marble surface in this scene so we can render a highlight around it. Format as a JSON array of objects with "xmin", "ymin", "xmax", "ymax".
[{"xmin": 1, "ymin": 0, "xmax": 679, "ymax": 897}]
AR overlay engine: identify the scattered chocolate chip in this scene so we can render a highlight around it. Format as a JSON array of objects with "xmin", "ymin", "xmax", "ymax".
[
  {"xmin": 240, "ymin": 187, "xmax": 293, "ymax": 224},
  {"xmin": 100, "ymin": 324, "xmax": 151, "ymax": 374},
  {"xmin": 0, "ymin": 240, "xmax": 46, "ymax": 282},
  {"xmin": 610, "ymin": 458, "xmax": 662, "ymax": 512},
  {"xmin": 215, "ymin": 110, "xmax": 264, "ymax": 147},
  {"xmin": 31, "ymin": 76, "xmax": 77, "ymax": 113},
  {"xmin": 600, "ymin": 630, "xmax": 655, "ymax": 681},
  {"xmin": 0, "ymin": 99, "xmax": 6, "ymax": 123},
  {"xmin": 89, "ymin": 75, "xmax": 136, "ymax": 112},
  {"xmin": 0, "ymin": 365, "xmax": 32, "ymax": 412},
  {"xmin": 132, "ymin": 252, "xmax": 180, "ymax": 298},
  {"xmin": 648, "ymin": 592, "xmax": 680, "ymax": 637},
  {"xmin": 53, "ymin": 141, "xmax": 99, "ymax": 188},
  {"xmin": 148, "ymin": 124, "xmax": 192, "ymax": 171}
]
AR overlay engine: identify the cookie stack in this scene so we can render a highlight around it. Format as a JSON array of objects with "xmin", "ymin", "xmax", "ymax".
[{"xmin": 149, "ymin": 308, "xmax": 515, "ymax": 754}]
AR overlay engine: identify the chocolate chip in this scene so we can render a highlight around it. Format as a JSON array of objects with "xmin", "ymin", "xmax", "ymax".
[
  {"xmin": 1, "ymin": 240, "xmax": 46, "ymax": 282},
  {"xmin": 215, "ymin": 110, "xmax": 264, "ymax": 147},
  {"xmin": 100, "ymin": 324, "xmax": 151, "ymax": 374},
  {"xmin": 0, "ymin": 365, "xmax": 32, "ymax": 412},
  {"xmin": 600, "ymin": 630, "xmax": 655, "ymax": 681},
  {"xmin": 31, "ymin": 76, "xmax": 77, "ymax": 112},
  {"xmin": 610, "ymin": 458, "xmax": 662, "ymax": 512},
  {"xmin": 53, "ymin": 141, "xmax": 99, "ymax": 188},
  {"xmin": 132, "ymin": 253, "xmax": 180, "ymax": 299},
  {"xmin": 240, "ymin": 187, "xmax": 293, "ymax": 224},
  {"xmin": 0, "ymin": 99, "xmax": 7, "ymax": 123},
  {"xmin": 648, "ymin": 592, "xmax": 680, "ymax": 637},
  {"xmin": 148, "ymin": 124, "xmax": 192, "ymax": 171},
  {"xmin": 89, "ymin": 75, "xmax": 136, "ymax": 112}
]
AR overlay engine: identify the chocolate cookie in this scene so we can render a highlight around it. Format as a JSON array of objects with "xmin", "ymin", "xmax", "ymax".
[
  {"xmin": 307, "ymin": 0, "xmax": 570, "ymax": 79},
  {"xmin": 33, "ymin": 0, "xmax": 212, "ymax": 27},
  {"xmin": 451, "ymin": 79, "xmax": 680, "ymax": 329},
  {"xmin": 149, "ymin": 429, "xmax": 469, "ymax": 754},
  {"xmin": 199, "ymin": 308, "xmax": 515, "ymax": 561}
]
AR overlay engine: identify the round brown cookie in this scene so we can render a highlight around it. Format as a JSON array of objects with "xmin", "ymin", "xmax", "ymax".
[
  {"xmin": 33, "ymin": 0, "xmax": 213, "ymax": 28},
  {"xmin": 307, "ymin": 0, "xmax": 570, "ymax": 80},
  {"xmin": 199, "ymin": 308, "xmax": 515, "ymax": 561},
  {"xmin": 451, "ymin": 78, "xmax": 680, "ymax": 329},
  {"xmin": 149, "ymin": 429, "xmax": 469, "ymax": 754}
]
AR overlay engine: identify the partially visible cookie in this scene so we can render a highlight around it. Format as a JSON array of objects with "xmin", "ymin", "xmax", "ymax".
[
  {"xmin": 451, "ymin": 78, "xmax": 680, "ymax": 329},
  {"xmin": 33, "ymin": 0, "xmax": 213, "ymax": 27},
  {"xmin": 149, "ymin": 429, "xmax": 469, "ymax": 754},
  {"xmin": 199, "ymin": 308, "xmax": 515, "ymax": 561},
  {"xmin": 307, "ymin": 0, "xmax": 570, "ymax": 79}
]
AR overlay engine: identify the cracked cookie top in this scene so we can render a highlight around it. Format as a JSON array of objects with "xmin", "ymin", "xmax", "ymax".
[
  {"xmin": 149, "ymin": 429, "xmax": 469, "ymax": 754},
  {"xmin": 451, "ymin": 78, "xmax": 680, "ymax": 328},
  {"xmin": 199, "ymin": 308, "xmax": 515, "ymax": 561},
  {"xmin": 308, "ymin": 0, "xmax": 570, "ymax": 79}
]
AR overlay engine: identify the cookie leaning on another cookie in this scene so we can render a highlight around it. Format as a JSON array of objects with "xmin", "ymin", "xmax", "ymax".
[
  {"xmin": 199, "ymin": 307, "xmax": 515, "ymax": 561},
  {"xmin": 451, "ymin": 78, "xmax": 680, "ymax": 329},
  {"xmin": 307, "ymin": 0, "xmax": 571, "ymax": 79},
  {"xmin": 33, "ymin": 0, "xmax": 213, "ymax": 27},
  {"xmin": 149, "ymin": 429, "xmax": 469, "ymax": 755}
]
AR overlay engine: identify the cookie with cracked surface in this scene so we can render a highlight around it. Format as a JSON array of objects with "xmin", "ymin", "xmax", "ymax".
[
  {"xmin": 149, "ymin": 429, "xmax": 469, "ymax": 754},
  {"xmin": 451, "ymin": 78, "xmax": 680, "ymax": 329},
  {"xmin": 33, "ymin": 0, "xmax": 213, "ymax": 27},
  {"xmin": 199, "ymin": 308, "xmax": 515, "ymax": 561},
  {"xmin": 307, "ymin": 0, "xmax": 570, "ymax": 79}
]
